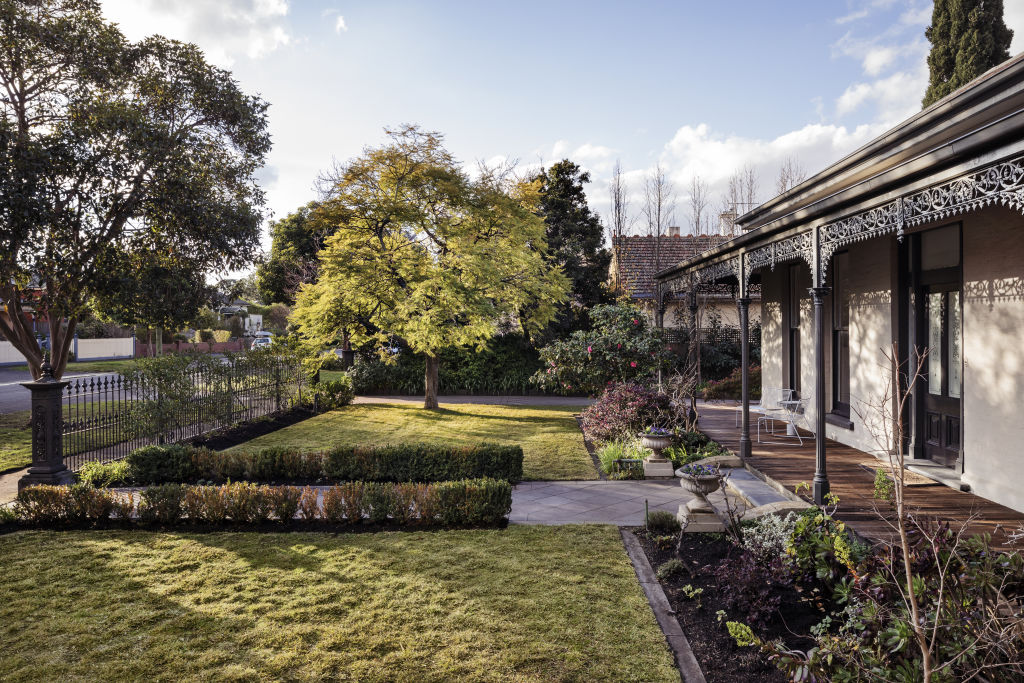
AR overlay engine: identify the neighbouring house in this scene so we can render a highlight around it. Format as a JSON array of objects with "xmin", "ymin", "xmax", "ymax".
[
  {"xmin": 217, "ymin": 299, "xmax": 264, "ymax": 334},
  {"xmin": 655, "ymin": 53, "xmax": 1024, "ymax": 513},
  {"xmin": 611, "ymin": 228, "xmax": 761, "ymax": 335}
]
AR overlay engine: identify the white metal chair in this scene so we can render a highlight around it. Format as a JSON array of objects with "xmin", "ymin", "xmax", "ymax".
[{"xmin": 756, "ymin": 388, "xmax": 796, "ymax": 442}]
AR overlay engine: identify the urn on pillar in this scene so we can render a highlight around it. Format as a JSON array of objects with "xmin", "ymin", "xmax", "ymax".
[{"xmin": 18, "ymin": 358, "xmax": 73, "ymax": 491}]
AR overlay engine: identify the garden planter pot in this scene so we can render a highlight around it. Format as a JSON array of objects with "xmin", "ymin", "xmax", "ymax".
[
  {"xmin": 639, "ymin": 433, "xmax": 675, "ymax": 478},
  {"xmin": 678, "ymin": 474, "xmax": 721, "ymax": 513}
]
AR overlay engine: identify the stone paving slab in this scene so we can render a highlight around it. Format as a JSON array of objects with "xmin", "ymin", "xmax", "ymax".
[{"xmin": 511, "ymin": 480, "xmax": 741, "ymax": 526}]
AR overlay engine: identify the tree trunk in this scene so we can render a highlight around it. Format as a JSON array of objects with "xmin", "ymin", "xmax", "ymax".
[
  {"xmin": 424, "ymin": 354, "xmax": 440, "ymax": 409},
  {"xmin": 156, "ymin": 327, "xmax": 163, "ymax": 356}
]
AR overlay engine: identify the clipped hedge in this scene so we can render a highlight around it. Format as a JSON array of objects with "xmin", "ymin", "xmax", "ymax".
[
  {"xmin": 12, "ymin": 479, "xmax": 511, "ymax": 528},
  {"xmin": 323, "ymin": 443, "xmax": 523, "ymax": 484},
  {"xmin": 90, "ymin": 442, "xmax": 524, "ymax": 486}
]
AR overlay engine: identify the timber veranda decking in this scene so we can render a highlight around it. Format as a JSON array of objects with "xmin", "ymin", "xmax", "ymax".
[{"xmin": 698, "ymin": 402, "xmax": 1024, "ymax": 549}]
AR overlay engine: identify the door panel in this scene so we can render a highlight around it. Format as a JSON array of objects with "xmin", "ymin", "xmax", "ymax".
[{"xmin": 923, "ymin": 286, "xmax": 961, "ymax": 467}]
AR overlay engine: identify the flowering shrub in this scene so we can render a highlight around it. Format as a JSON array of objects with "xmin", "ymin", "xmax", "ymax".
[
  {"xmin": 579, "ymin": 382, "xmax": 672, "ymax": 443},
  {"xmin": 531, "ymin": 304, "xmax": 672, "ymax": 395}
]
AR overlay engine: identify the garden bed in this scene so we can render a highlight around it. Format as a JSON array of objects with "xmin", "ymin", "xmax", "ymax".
[
  {"xmin": 184, "ymin": 405, "xmax": 316, "ymax": 451},
  {"xmin": 634, "ymin": 530, "xmax": 818, "ymax": 683}
]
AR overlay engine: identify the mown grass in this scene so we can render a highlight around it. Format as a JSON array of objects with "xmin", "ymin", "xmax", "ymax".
[
  {"xmin": 4, "ymin": 359, "xmax": 136, "ymax": 375},
  {"xmin": 230, "ymin": 402, "xmax": 597, "ymax": 480},
  {"xmin": 0, "ymin": 526, "xmax": 679, "ymax": 682},
  {"xmin": 0, "ymin": 411, "xmax": 31, "ymax": 473}
]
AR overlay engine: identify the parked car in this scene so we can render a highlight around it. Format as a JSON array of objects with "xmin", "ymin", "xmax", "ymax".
[{"xmin": 250, "ymin": 336, "xmax": 273, "ymax": 350}]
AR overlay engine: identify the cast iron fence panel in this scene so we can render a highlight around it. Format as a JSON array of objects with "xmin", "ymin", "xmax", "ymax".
[{"xmin": 61, "ymin": 357, "xmax": 304, "ymax": 471}]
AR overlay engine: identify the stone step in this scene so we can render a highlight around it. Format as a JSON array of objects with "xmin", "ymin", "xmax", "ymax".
[{"xmin": 724, "ymin": 468, "xmax": 791, "ymax": 508}]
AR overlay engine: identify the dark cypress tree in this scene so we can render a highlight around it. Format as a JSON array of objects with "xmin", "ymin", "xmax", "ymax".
[
  {"xmin": 923, "ymin": 0, "xmax": 1014, "ymax": 108},
  {"xmin": 534, "ymin": 160, "xmax": 612, "ymax": 337}
]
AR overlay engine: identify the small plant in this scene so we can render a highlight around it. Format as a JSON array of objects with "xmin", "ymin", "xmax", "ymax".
[
  {"xmin": 872, "ymin": 466, "xmax": 894, "ymax": 501},
  {"xmin": 297, "ymin": 486, "xmax": 320, "ymax": 521},
  {"xmin": 681, "ymin": 584, "xmax": 704, "ymax": 608},
  {"xmin": 0, "ymin": 504, "xmax": 17, "ymax": 524},
  {"xmin": 641, "ymin": 426, "xmax": 672, "ymax": 437},
  {"xmin": 646, "ymin": 509, "xmax": 681, "ymax": 534},
  {"xmin": 741, "ymin": 512, "xmax": 799, "ymax": 564},
  {"xmin": 678, "ymin": 462, "xmax": 719, "ymax": 477},
  {"xmin": 656, "ymin": 558, "xmax": 686, "ymax": 581},
  {"xmin": 726, "ymin": 621, "xmax": 759, "ymax": 648},
  {"xmin": 78, "ymin": 460, "xmax": 132, "ymax": 487}
]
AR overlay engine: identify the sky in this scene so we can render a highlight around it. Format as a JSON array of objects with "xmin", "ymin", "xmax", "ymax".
[{"xmin": 99, "ymin": 0, "xmax": 1024, "ymax": 259}]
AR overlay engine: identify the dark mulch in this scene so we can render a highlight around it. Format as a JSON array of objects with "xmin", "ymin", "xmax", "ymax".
[
  {"xmin": 184, "ymin": 407, "xmax": 315, "ymax": 451},
  {"xmin": 636, "ymin": 531, "xmax": 821, "ymax": 683}
]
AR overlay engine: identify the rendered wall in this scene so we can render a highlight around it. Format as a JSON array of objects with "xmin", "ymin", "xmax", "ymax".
[
  {"xmin": 961, "ymin": 206, "xmax": 1024, "ymax": 512},
  {"xmin": 759, "ymin": 270, "xmax": 784, "ymax": 400}
]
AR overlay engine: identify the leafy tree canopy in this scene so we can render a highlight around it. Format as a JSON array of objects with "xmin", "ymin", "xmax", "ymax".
[
  {"xmin": 292, "ymin": 125, "xmax": 569, "ymax": 408},
  {"xmin": 922, "ymin": 0, "xmax": 1013, "ymax": 107},
  {"xmin": 255, "ymin": 203, "xmax": 325, "ymax": 306},
  {"xmin": 534, "ymin": 159, "xmax": 611, "ymax": 337},
  {"xmin": 0, "ymin": 0, "xmax": 270, "ymax": 378}
]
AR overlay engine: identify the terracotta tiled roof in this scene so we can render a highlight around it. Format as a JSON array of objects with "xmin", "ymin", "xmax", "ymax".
[{"xmin": 611, "ymin": 234, "xmax": 728, "ymax": 298}]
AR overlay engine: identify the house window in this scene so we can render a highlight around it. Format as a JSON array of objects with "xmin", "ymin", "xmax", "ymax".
[
  {"xmin": 787, "ymin": 264, "xmax": 801, "ymax": 396},
  {"xmin": 831, "ymin": 251, "xmax": 850, "ymax": 417}
]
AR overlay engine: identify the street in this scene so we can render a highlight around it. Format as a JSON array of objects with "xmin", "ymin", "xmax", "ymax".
[{"xmin": 0, "ymin": 368, "xmax": 121, "ymax": 414}]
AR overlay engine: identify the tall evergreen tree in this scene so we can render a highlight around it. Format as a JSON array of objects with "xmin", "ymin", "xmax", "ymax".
[
  {"xmin": 534, "ymin": 160, "xmax": 612, "ymax": 336},
  {"xmin": 923, "ymin": 0, "xmax": 1013, "ymax": 108}
]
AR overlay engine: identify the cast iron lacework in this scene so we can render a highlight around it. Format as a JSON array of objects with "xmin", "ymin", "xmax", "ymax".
[
  {"xmin": 742, "ymin": 232, "xmax": 814, "ymax": 286},
  {"xmin": 693, "ymin": 256, "xmax": 740, "ymax": 288},
  {"xmin": 902, "ymin": 155, "xmax": 1024, "ymax": 227},
  {"xmin": 818, "ymin": 198, "xmax": 904, "ymax": 281}
]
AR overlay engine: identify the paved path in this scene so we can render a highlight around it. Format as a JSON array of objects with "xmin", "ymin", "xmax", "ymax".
[{"xmin": 510, "ymin": 480, "xmax": 735, "ymax": 526}]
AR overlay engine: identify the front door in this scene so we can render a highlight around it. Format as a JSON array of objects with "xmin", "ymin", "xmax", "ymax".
[{"xmin": 923, "ymin": 284, "xmax": 962, "ymax": 466}]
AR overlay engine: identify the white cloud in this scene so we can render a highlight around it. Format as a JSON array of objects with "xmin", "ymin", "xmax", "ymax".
[
  {"xmin": 100, "ymin": 0, "xmax": 292, "ymax": 67},
  {"xmin": 335, "ymin": 16, "xmax": 348, "ymax": 33},
  {"xmin": 836, "ymin": 9, "xmax": 868, "ymax": 25},
  {"xmin": 836, "ymin": 65, "xmax": 927, "ymax": 121},
  {"xmin": 1007, "ymin": 0, "xmax": 1024, "ymax": 54}
]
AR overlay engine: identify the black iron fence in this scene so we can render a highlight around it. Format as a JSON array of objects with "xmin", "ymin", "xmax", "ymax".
[{"xmin": 61, "ymin": 355, "xmax": 305, "ymax": 471}]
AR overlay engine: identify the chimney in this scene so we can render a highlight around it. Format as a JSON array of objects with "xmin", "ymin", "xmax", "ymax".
[
  {"xmin": 718, "ymin": 211, "xmax": 738, "ymax": 237},
  {"xmin": 668, "ymin": 225, "xmax": 680, "ymax": 237}
]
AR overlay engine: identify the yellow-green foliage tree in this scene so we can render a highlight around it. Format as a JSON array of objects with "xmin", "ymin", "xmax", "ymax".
[{"xmin": 292, "ymin": 126, "xmax": 569, "ymax": 408}]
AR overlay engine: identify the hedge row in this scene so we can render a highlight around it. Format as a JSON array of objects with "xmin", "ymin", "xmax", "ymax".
[
  {"xmin": 80, "ymin": 442, "xmax": 524, "ymax": 487},
  {"xmin": 12, "ymin": 479, "xmax": 512, "ymax": 528}
]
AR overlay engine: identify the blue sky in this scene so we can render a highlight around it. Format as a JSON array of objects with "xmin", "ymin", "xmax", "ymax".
[{"xmin": 100, "ymin": 0, "xmax": 1024, "ymax": 251}]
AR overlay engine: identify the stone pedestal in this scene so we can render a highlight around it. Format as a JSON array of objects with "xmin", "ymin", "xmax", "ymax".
[
  {"xmin": 18, "ymin": 360, "xmax": 73, "ymax": 491},
  {"xmin": 677, "ymin": 504, "xmax": 725, "ymax": 532},
  {"xmin": 643, "ymin": 458, "xmax": 676, "ymax": 479}
]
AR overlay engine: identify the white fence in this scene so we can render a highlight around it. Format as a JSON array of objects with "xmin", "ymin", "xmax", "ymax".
[
  {"xmin": 0, "ymin": 337, "xmax": 135, "ymax": 366},
  {"xmin": 75, "ymin": 337, "xmax": 134, "ymax": 361}
]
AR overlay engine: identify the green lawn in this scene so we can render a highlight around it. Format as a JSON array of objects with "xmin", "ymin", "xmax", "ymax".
[
  {"xmin": 4, "ymin": 359, "xmax": 136, "ymax": 375},
  {"xmin": 0, "ymin": 527, "xmax": 679, "ymax": 682},
  {"xmin": 231, "ymin": 402, "xmax": 598, "ymax": 480},
  {"xmin": 0, "ymin": 411, "xmax": 31, "ymax": 473}
]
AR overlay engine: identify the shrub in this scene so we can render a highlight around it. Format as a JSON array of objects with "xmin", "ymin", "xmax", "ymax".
[
  {"xmin": 741, "ymin": 512, "xmax": 799, "ymax": 565},
  {"xmin": 297, "ymin": 486, "xmax": 320, "ymax": 521},
  {"xmin": 323, "ymin": 443, "xmax": 523, "ymax": 484},
  {"xmin": 579, "ymin": 382, "xmax": 672, "ymax": 443},
  {"xmin": 656, "ymin": 558, "xmax": 686, "ymax": 581},
  {"xmin": 321, "ymin": 485, "xmax": 347, "ymax": 523},
  {"xmin": 183, "ymin": 485, "xmax": 230, "ymax": 524},
  {"xmin": 713, "ymin": 551, "xmax": 791, "ymax": 629},
  {"xmin": 16, "ymin": 485, "xmax": 73, "ymax": 525},
  {"xmin": 137, "ymin": 484, "xmax": 185, "ymax": 525},
  {"xmin": 434, "ymin": 478, "xmax": 512, "ymax": 526},
  {"xmin": 68, "ymin": 483, "xmax": 115, "ymax": 522},
  {"xmin": 0, "ymin": 504, "xmax": 17, "ymax": 524},
  {"xmin": 310, "ymin": 376, "xmax": 354, "ymax": 411},
  {"xmin": 786, "ymin": 507, "xmax": 867, "ymax": 599},
  {"xmin": 192, "ymin": 448, "xmax": 248, "ymax": 481},
  {"xmin": 392, "ymin": 483, "xmax": 418, "ymax": 524},
  {"xmin": 532, "ymin": 303, "xmax": 673, "ymax": 395},
  {"xmin": 126, "ymin": 445, "xmax": 197, "ymax": 485},
  {"xmin": 110, "ymin": 493, "xmax": 135, "ymax": 521},
  {"xmin": 363, "ymin": 482, "xmax": 396, "ymax": 523},
  {"xmin": 224, "ymin": 482, "xmax": 273, "ymax": 523},
  {"xmin": 646, "ymin": 509, "xmax": 681, "ymax": 534},
  {"xmin": 412, "ymin": 483, "xmax": 438, "ymax": 524},
  {"xmin": 268, "ymin": 486, "xmax": 302, "ymax": 522},
  {"xmin": 701, "ymin": 365, "xmax": 762, "ymax": 400},
  {"xmin": 78, "ymin": 460, "xmax": 132, "ymax": 487}
]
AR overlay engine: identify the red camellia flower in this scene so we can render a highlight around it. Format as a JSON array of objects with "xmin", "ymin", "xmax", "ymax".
[
  {"xmin": 630, "ymin": 361, "xmax": 637, "ymax": 368},
  {"xmin": 587, "ymin": 346, "xmax": 592, "ymax": 354},
  {"xmin": 632, "ymin": 319, "xmax": 638, "ymax": 325}
]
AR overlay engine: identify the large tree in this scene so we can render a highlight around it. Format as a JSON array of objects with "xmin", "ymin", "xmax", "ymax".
[
  {"xmin": 92, "ymin": 249, "xmax": 212, "ymax": 354},
  {"xmin": 534, "ymin": 159, "xmax": 611, "ymax": 336},
  {"xmin": 922, "ymin": 0, "xmax": 1013, "ymax": 108},
  {"xmin": 0, "ymin": 0, "xmax": 269, "ymax": 378},
  {"xmin": 292, "ymin": 126, "xmax": 569, "ymax": 408},
  {"xmin": 255, "ymin": 203, "xmax": 325, "ymax": 305}
]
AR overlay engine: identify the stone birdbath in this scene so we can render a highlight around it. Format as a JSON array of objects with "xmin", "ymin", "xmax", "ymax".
[{"xmin": 639, "ymin": 427, "xmax": 675, "ymax": 478}]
